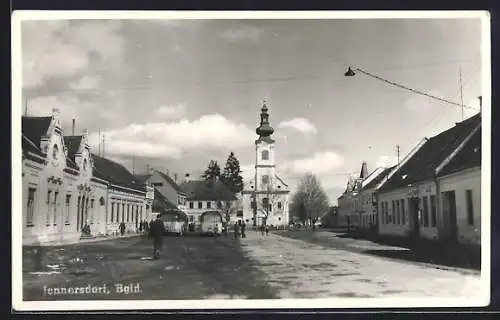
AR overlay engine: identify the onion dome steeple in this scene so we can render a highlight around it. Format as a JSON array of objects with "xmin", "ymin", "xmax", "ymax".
[{"xmin": 256, "ymin": 102, "xmax": 274, "ymax": 138}]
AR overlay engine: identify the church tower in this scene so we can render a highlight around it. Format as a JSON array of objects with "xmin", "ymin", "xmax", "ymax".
[{"xmin": 242, "ymin": 102, "xmax": 290, "ymax": 227}]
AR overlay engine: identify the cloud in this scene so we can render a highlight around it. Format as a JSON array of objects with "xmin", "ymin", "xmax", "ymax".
[
  {"xmin": 220, "ymin": 26, "xmax": 264, "ymax": 42},
  {"xmin": 22, "ymin": 20, "xmax": 125, "ymax": 89},
  {"xmin": 156, "ymin": 104, "xmax": 186, "ymax": 120},
  {"xmin": 375, "ymin": 155, "xmax": 398, "ymax": 168},
  {"xmin": 279, "ymin": 117, "xmax": 318, "ymax": 134},
  {"xmin": 69, "ymin": 75, "xmax": 102, "ymax": 90},
  {"xmin": 88, "ymin": 114, "xmax": 255, "ymax": 159},
  {"xmin": 279, "ymin": 151, "xmax": 345, "ymax": 176}
]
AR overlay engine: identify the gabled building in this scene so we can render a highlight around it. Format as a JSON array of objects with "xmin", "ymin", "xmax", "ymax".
[
  {"xmin": 135, "ymin": 170, "xmax": 187, "ymax": 212},
  {"xmin": 337, "ymin": 161, "xmax": 369, "ymax": 229},
  {"xmin": 376, "ymin": 112, "xmax": 481, "ymax": 242},
  {"xmin": 22, "ymin": 108, "xmax": 153, "ymax": 245},
  {"xmin": 436, "ymin": 125, "xmax": 481, "ymax": 245},
  {"xmin": 358, "ymin": 166, "xmax": 395, "ymax": 230},
  {"xmin": 179, "ymin": 178, "xmax": 238, "ymax": 226}
]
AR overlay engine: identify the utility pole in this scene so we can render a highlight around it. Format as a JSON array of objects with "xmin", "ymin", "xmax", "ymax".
[
  {"xmin": 396, "ymin": 145, "xmax": 400, "ymax": 166},
  {"xmin": 98, "ymin": 129, "xmax": 102, "ymax": 156},
  {"xmin": 102, "ymin": 133, "xmax": 105, "ymax": 158},
  {"xmin": 24, "ymin": 95, "xmax": 29, "ymax": 116},
  {"xmin": 459, "ymin": 65, "xmax": 464, "ymax": 121}
]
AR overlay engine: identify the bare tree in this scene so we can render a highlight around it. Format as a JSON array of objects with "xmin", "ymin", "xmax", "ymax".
[
  {"xmin": 220, "ymin": 200, "xmax": 236, "ymax": 224},
  {"xmin": 291, "ymin": 173, "xmax": 330, "ymax": 228}
]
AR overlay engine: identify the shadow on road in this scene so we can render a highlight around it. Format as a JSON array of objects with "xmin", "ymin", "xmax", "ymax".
[{"xmin": 277, "ymin": 229, "xmax": 481, "ymax": 271}]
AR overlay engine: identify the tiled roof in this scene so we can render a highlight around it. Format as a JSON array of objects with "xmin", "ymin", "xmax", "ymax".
[
  {"xmin": 178, "ymin": 179, "xmax": 237, "ymax": 201},
  {"xmin": 379, "ymin": 113, "xmax": 481, "ymax": 191},
  {"xmin": 439, "ymin": 126, "xmax": 481, "ymax": 177},
  {"xmin": 362, "ymin": 166, "xmax": 395, "ymax": 190},
  {"xmin": 152, "ymin": 187, "xmax": 178, "ymax": 212},
  {"xmin": 91, "ymin": 154, "xmax": 146, "ymax": 192},
  {"xmin": 22, "ymin": 134, "xmax": 45, "ymax": 162},
  {"xmin": 22, "ymin": 116, "xmax": 52, "ymax": 148},
  {"xmin": 156, "ymin": 171, "xmax": 186, "ymax": 194},
  {"xmin": 134, "ymin": 174, "xmax": 152, "ymax": 182},
  {"xmin": 63, "ymin": 136, "xmax": 82, "ymax": 161}
]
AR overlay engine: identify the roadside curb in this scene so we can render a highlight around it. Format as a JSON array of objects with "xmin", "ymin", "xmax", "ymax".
[{"xmin": 28, "ymin": 234, "xmax": 144, "ymax": 247}]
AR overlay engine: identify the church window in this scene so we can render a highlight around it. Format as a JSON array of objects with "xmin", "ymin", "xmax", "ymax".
[
  {"xmin": 261, "ymin": 150, "xmax": 269, "ymax": 160},
  {"xmin": 52, "ymin": 144, "xmax": 59, "ymax": 160},
  {"xmin": 262, "ymin": 175, "xmax": 269, "ymax": 185}
]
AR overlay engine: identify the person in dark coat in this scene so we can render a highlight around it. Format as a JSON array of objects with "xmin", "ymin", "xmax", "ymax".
[
  {"xmin": 265, "ymin": 225, "xmax": 269, "ymax": 236},
  {"xmin": 149, "ymin": 216, "xmax": 166, "ymax": 259},
  {"xmin": 139, "ymin": 220, "xmax": 143, "ymax": 234},
  {"xmin": 241, "ymin": 221, "xmax": 246, "ymax": 238},
  {"xmin": 260, "ymin": 224, "xmax": 265, "ymax": 236},
  {"xmin": 119, "ymin": 221, "xmax": 126, "ymax": 236},
  {"xmin": 234, "ymin": 222, "xmax": 240, "ymax": 239}
]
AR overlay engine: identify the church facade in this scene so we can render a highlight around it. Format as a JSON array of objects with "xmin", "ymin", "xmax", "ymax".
[{"xmin": 242, "ymin": 103, "xmax": 290, "ymax": 227}]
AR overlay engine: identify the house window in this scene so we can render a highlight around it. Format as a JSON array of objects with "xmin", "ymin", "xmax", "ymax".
[
  {"xmin": 430, "ymin": 195, "xmax": 437, "ymax": 227},
  {"xmin": 127, "ymin": 204, "xmax": 130, "ymax": 222},
  {"xmin": 400, "ymin": 199, "xmax": 406, "ymax": 225},
  {"xmin": 83, "ymin": 159, "xmax": 87, "ymax": 171},
  {"xmin": 198, "ymin": 201, "xmax": 202, "ymax": 209},
  {"xmin": 396, "ymin": 200, "xmax": 400, "ymax": 224},
  {"xmin": 391, "ymin": 200, "xmax": 396, "ymax": 224},
  {"xmin": 90, "ymin": 199, "xmax": 95, "ymax": 224},
  {"xmin": 385, "ymin": 201, "xmax": 390, "ymax": 224},
  {"xmin": 261, "ymin": 150, "xmax": 269, "ymax": 160},
  {"xmin": 277, "ymin": 202, "xmax": 282, "ymax": 209},
  {"xmin": 65, "ymin": 195, "xmax": 71, "ymax": 225},
  {"xmin": 217, "ymin": 201, "xmax": 222, "ymax": 209},
  {"xmin": 380, "ymin": 202, "xmax": 385, "ymax": 224},
  {"xmin": 26, "ymin": 187, "xmax": 36, "ymax": 227},
  {"xmin": 189, "ymin": 202, "xmax": 194, "ymax": 209},
  {"xmin": 466, "ymin": 190, "xmax": 474, "ymax": 225},
  {"xmin": 207, "ymin": 201, "xmax": 212, "ymax": 209},
  {"xmin": 262, "ymin": 175, "xmax": 269, "ymax": 185},
  {"xmin": 52, "ymin": 144, "xmax": 59, "ymax": 160},
  {"xmin": 111, "ymin": 202, "xmax": 115, "ymax": 222},
  {"xmin": 422, "ymin": 196, "xmax": 429, "ymax": 227},
  {"xmin": 46, "ymin": 190, "xmax": 52, "ymax": 226},
  {"xmin": 53, "ymin": 191, "xmax": 59, "ymax": 226}
]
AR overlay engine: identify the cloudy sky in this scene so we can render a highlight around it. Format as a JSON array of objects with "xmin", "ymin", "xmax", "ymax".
[{"xmin": 20, "ymin": 16, "xmax": 483, "ymax": 204}]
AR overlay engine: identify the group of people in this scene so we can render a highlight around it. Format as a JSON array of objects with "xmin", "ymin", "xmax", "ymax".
[
  {"xmin": 117, "ymin": 219, "xmax": 153, "ymax": 236},
  {"xmin": 260, "ymin": 224, "xmax": 270, "ymax": 236},
  {"xmin": 233, "ymin": 220, "xmax": 247, "ymax": 238}
]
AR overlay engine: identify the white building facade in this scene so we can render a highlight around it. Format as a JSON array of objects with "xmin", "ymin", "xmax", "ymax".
[
  {"xmin": 22, "ymin": 109, "xmax": 153, "ymax": 245},
  {"xmin": 242, "ymin": 103, "xmax": 290, "ymax": 227}
]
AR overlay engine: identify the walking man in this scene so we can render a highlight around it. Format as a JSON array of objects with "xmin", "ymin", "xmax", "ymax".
[
  {"xmin": 149, "ymin": 215, "xmax": 166, "ymax": 259},
  {"xmin": 119, "ymin": 221, "xmax": 126, "ymax": 236},
  {"xmin": 241, "ymin": 220, "xmax": 246, "ymax": 238}
]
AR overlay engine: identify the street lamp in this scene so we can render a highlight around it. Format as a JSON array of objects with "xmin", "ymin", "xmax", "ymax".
[{"xmin": 343, "ymin": 66, "xmax": 478, "ymax": 111}]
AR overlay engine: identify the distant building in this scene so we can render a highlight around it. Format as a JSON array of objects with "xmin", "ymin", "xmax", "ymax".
[
  {"xmin": 358, "ymin": 166, "xmax": 395, "ymax": 230},
  {"xmin": 241, "ymin": 103, "xmax": 290, "ymax": 227},
  {"xmin": 337, "ymin": 161, "xmax": 369, "ymax": 229},
  {"xmin": 22, "ymin": 108, "xmax": 153, "ymax": 245},
  {"xmin": 136, "ymin": 170, "xmax": 187, "ymax": 212},
  {"xmin": 376, "ymin": 113, "xmax": 481, "ymax": 243},
  {"xmin": 179, "ymin": 178, "xmax": 237, "ymax": 227}
]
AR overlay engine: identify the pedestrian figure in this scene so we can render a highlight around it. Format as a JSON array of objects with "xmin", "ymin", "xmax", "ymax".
[
  {"xmin": 149, "ymin": 215, "xmax": 166, "ymax": 259},
  {"xmin": 234, "ymin": 222, "xmax": 240, "ymax": 239},
  {"xmin": 139, "ymin": 220, "xmax": 143, "ymax": 234},
  {"xmin": 119, "ymin": 221, "xmax": 126, "ymax": 236},
  {"xmin": 241, "ymin": 221, "xmax": 246, "ymax": 238},
  {"xmin": 260, "ymin": 224, "xmax": 265, "ymax": 236},
  {"xmin": 265, "ymin": 225, "xmax": 269, "ymax": 236}
]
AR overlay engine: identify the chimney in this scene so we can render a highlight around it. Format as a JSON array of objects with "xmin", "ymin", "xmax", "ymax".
[
  {"xmin": 72, "ymin": 118, "xmax": 76, "ymax": 136},
  {"xmin": 360, "ymin": 161, "xmax": 368, "ymax": 179}
]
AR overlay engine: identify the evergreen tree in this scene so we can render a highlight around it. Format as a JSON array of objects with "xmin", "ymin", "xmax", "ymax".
[
  {"xmin": 221, "ymin": 152, "xmax": 244, "ymax": 193},
  {"xmin": 201, "ymin": 160, "xmax": 221, "ymax": 182}
]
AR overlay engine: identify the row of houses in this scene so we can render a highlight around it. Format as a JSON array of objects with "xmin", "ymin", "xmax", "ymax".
[
  {"xmin": 22, "ymin": 108, "xmax": 244, "ymax": 245},
  {"xmin": 337, "ymin": 110, "xmax": 482, "ymax": 246},
  {"xmin": 22, "ymin": 108, "xmax": 155, "ymax": 245}
]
